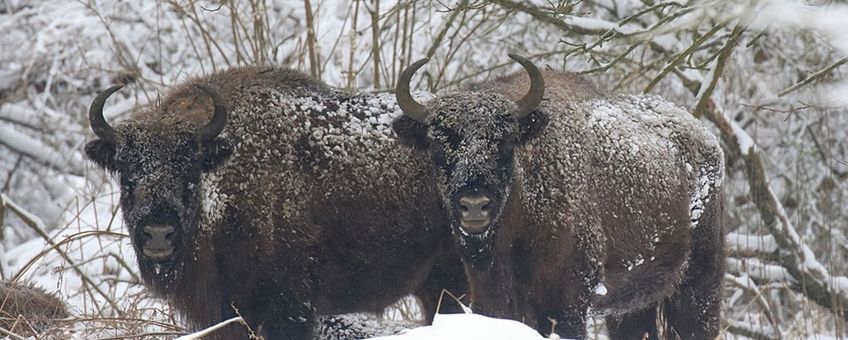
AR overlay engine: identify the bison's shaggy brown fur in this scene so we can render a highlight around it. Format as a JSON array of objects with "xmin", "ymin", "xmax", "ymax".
[
  {"xmin": 86, "ymin": 67, "xmax": 465, "ymax": 339},
  {"xmin": 394, "ymin": 56, "xmax": 725, "ymax": 339}
]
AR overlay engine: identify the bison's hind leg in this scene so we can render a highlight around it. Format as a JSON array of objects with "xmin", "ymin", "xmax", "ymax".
[{"xmin": 664, "ymin": 191, "xmax": 724, "ymax": 339}]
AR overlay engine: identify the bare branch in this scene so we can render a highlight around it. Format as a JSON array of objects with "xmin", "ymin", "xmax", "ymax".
[
  {"xmin": 725, "ymin": 319, "xmax": 779, "ymax": 340},
  {"xmin": 779, "ymin": 56, "xmax": 848, "ymax": 97},
  {"xmin": 1, "ymin": 194, "xmax": 123, "ymax": 316},
  {"xmin": 705, "ymin": 104, "xmax": 848, "ymax": 320},
  {"xmin": 692, "ymin": 25, "xmax": 745, "ymax": 118},
  {"xmin": 0, "ymin": 126, "xmax": 84, "ymax": 176}
]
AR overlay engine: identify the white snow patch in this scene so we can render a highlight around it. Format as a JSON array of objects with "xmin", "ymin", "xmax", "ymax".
[
  {"xmin": 726, "ymin": 232, "xmax": 779, "ymax": 254},
  {"xmin": 729, "ymin": 115, "xmax": 756, "ymax": 155},
  {"xmin": 687, "ymin": 161, "xmax": 719, "ymax": 229},
  {"xmin": 368, "ymin": 313, "xmax": 558, "ymax": 340},
  {"xmin": 624, "ymin": 254, "xmax": 645, "ymax": 271},
  {"xmin": 201, "ymin": 171, "xmax": 228, "ymax": 230},
  {"xmin": 594, "ymin": 282, "xmax": 608, "ymax": 296},
  {"xmin": 726, "ymin": 257, "xmax": 795, "ymax": 283}
]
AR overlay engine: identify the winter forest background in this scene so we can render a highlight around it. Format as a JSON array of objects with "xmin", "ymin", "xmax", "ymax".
[{"xmin": 0, "ymin": 0, "xmax": 846, "ymax": 338}]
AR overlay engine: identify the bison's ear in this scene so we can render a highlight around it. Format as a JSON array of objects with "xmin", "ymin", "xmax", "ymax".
[
  {"xmin": 392, "ymin": 115, "xmax": 429, "ymax": 150},
  {"xmin": 517, "ymin": 110, "xmax": 549, "ymax": 145},
  {"xmin": 201, "ymin": 138, "xmax": 232, "ymax": 172},
  {"xmin": 85, "ymin": 139, "xmax": 118, "ymax": 172}
]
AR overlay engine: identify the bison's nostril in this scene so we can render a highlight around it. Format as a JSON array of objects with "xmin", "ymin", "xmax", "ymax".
[
  {"xmin": 459, "ymin": 195, "xmax": 492, "ymax": 219},
  {"xmin": 459, "ymin": 199, "xmax": 469, "ymax": 215},
  {"xmin": 143, "ymin": 225, "xmax": 176, "ymax": 241}
]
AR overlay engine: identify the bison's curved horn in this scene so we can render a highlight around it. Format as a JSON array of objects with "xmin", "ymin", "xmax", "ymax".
[
  {"xmin": 195, "ymin": 84, "xmax": 228, "ymax": 141},
  {"xmin": 89, "ymin": 84, "xmax": 124, "ymax": 143},
  {"xmin": 509, "ymin": 54, "xmax": 545, "ymax": 119},
  {"xmin": 396, "ymin": 58, "xmax": 430, "ymax": 123}
]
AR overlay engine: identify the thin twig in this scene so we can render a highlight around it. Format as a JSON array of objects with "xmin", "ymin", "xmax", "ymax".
[
  {"xmin": 369, "ymin": 0, "xmax": 382, "ymax": 88},
  {"xmin": 303, "ymin": 0, "xmax": 321, "ymax": 79},
  {"xmin": 778, "ymin": 56, "xmax": 848, "ymax": 97},
  {"xmin": 725, "ymin": 273, "xmax": 783, "ymax": 339},
  {"xmin": 692, "ymin": 24, "xmax": 745, "ymax": 118},
  {"xmin": 0, "ymin": 327, "xmax": 26, "ymax": 340},
  {"xmin": 725, "ymin": 319, "xmax": 779, "ymax": 340},
  {"xmin": 2, "ymin": 194, "xmax": 124, "ymax": 315},
  {"xmin": 99, "ymin": 331, "xmax": 187, "ymax": 340}
]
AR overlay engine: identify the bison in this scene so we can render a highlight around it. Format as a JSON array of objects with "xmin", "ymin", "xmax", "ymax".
[
  {"xmin": 392, "ymin": 55, "xmax": 725, "ymax": 339},
  {"xmin": 84, "ymin": 67, "xmax": 465, "ymax": 339}
]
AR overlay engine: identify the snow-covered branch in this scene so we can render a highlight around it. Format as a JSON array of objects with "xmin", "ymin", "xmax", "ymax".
[
  {"xmin": 707, "ymin": 103, "xmax": 848, "ymax": 319},
  {"xmin": 0, "ymin": 125, "xmax": 84, "ymax": 176},
  {"xmin": 692, "ymin": 24, "xmax": 744, "ymax": 118},
  {"xmin": 727, "ymin": 232, "xmax": 779, "ymax": 257},
  {"xmin": 726, "ymin": 257, "xmax": 794, "ymax": 283}
]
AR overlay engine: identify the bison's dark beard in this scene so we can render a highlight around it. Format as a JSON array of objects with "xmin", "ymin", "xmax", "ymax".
[
  {"xmin": 125, "ymin": 188, "xmax": 203, "ymax": 293},
  {"xmin": 454, "ymin": 227, "xmax": 499, "ymax": 269},
  {"xmin": 443, "ymin": 191, "xmax": 511, "ymax": 270}
]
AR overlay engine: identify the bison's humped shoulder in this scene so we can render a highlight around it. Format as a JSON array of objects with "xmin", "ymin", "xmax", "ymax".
[
  {"xmin": 197, "ymin": 86, "xmax": 307, "ymax": 233},
  {"xmin": 301, "ymin": 92, "xmax": 402, "ymax": 162},
  {"xmin": 282, "ymin": 90, "xmax": 437, "ymax": 174}
]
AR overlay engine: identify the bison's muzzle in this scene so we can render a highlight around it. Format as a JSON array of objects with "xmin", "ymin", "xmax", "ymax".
[
  {"xmin": 142, "ymin": 224, "xmax": 176, "ymax": 261},
  {"xmin": 458, "ymin": 195, "xmax": 492, "ymax": 234}
]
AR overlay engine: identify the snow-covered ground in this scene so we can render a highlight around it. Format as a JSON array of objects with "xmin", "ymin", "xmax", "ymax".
[{"xmin": 367, "ymin": 313, "xmax": 552, "ymax": 340}]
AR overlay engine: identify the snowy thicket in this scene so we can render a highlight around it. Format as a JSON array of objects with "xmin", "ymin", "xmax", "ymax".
[{"xmin": 0, "ymin": 0, "xmax": 846, "ymax": 339}]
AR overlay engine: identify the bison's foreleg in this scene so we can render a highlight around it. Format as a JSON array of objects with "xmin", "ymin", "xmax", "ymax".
[
  {"xmin": 546, "ymin": 258, "xmax": 596, "ymax": 339},
  {"xmin": 464, "ymin": 257, "xmax": 522, "ymax": 321},
  {"xmin": 235, "ymin": 287, "xmax": 316, "ymax": 340},
  {"xmin": 415, "ymin": 249, "xmax": 468, "ymax": 323},
  {"xmin": 605, "ymin": 305, "xmax": 659, "ymax": 340}
]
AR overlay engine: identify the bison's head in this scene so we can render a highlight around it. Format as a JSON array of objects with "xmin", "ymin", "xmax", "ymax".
[
  {"xmin": 392, "ymin": 55, "xmax": 547, "ymax": 266},
  {"xmin": 85, "ymin": 85, "xmax": 232, "ymax": 266}
]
